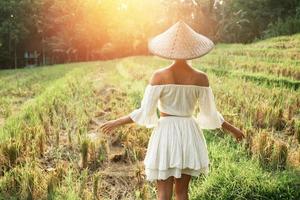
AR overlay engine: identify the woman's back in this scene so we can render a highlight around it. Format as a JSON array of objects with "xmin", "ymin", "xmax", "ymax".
[
  {"xmin": 147, "ymin": 62, "xmax": 211, "ymax": 117},
  {"xmin": 149, "ymin": 62, "xmax": 209, "ymax": 87}
]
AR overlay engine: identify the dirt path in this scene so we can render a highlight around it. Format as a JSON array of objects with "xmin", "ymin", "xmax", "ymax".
[{"xmin": 86, "ymin": 84, "xmax": 152, "ymax": 199}]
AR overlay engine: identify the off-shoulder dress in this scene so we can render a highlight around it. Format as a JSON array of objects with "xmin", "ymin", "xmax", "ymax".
[{"xmin": 129, "ymin": 84, "xmax": 224, "ymax": 182}]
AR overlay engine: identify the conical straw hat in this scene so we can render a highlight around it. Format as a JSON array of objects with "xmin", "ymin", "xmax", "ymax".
[{"xmin": 148, "ymin": 20, "xmax": 214, "ymax": 60}]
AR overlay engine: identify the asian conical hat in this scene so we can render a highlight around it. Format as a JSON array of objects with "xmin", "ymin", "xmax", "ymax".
[{"xmin": 148, "ymin": 20, "xmax": 214, "ymax": 60}]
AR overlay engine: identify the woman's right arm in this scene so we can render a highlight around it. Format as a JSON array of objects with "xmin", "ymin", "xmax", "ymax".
[{"xmin": 196, "ymin": 76, "xmax": 245, "ymax": 142}]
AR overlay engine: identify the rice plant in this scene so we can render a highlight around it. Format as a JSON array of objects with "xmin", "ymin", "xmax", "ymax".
[
  {"xmin": 79, "ymin": 169, "xmax": 89, "ymax": 199},
  {"xmin": 47, "ymin": 172, "xmax": 59, "ymax": 200},
  {"xmin": 80, "ymin": 137, "xmax": 90, "ymax": 169},
  {"xmin": 37, "ymin": 132, "xmax": 45, "ymax": 157},
  {"xmin": 271, "ymin": 140, "xmax": 288, "ymax": 170},
  {"xmin": 92, "ymin": 173, "xmax": 101, "ymax": 200},
  {"xmin": 1, "ymin": 139, "xmax": 20, "ymax": 168},
  {"xmin": 256, "ymin": 132, "xmax": 275, "ymax": 168},
  {"xmin": 97, "ymin": 138, "xmax": 109, "ymax": 164},
  {"xmin": 295, "ymin": 120, "xmax": 300, "ymax": 144},
  {"xmin": 124, "ymin": 141, "xmax": 138, "ymax": 164}
]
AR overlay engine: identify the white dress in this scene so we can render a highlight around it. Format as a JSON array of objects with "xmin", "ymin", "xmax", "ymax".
[{"xmin": 129, "ymin": 84, "xmax": 224, "ymax": 182}]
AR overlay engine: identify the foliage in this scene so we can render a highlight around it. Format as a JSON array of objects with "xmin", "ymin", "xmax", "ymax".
[
  {"xmin": 1, "ymin": 0, "xmax": 300, "ymax": 68},
  {"xmin": 263, "ymin": 17, "xmax": 300, "ymax": 39},
  {"xmin": 214, "ymin": 0, "xmax": 300, "ymax": 42}
]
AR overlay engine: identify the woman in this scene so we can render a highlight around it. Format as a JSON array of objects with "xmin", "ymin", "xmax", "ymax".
[{"xmin": 100, "ymin": 20, "xmax": 245, "ymax": 200}]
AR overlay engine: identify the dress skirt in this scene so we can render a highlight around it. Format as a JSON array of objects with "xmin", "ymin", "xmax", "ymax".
[{"xmin": 143, "ymin": 115, "xmax": 210, "ymax": 182}]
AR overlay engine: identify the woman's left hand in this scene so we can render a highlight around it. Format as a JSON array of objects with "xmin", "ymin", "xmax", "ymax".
[{"xmin": 100, "ymin": 120, "xmax": 119, "ymax": 134}]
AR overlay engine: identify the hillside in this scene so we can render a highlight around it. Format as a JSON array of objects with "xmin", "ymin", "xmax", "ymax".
[{"xmin": 0, "ymin": 34, "xmax": 299, "ymax": 199}]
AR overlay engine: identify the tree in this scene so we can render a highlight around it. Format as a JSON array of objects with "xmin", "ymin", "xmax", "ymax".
[{"xmin": 0, "ymin": 0, "xmax": 29, "ymax": 68}]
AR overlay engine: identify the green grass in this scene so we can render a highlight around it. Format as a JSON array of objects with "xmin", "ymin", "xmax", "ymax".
[
  {"xmin": 194, "ymin": 34, "xmax": 300, "ymax": 81},
  {"xmin": 0, "ymin": 62, "xmax": 97, "ymax": 126},
  {"xmin": 190, "ymin": 133, "xmax": 300, "ymax": 200},
  {"xmin": 0, "ymin": 34, "xmax": 299, "ymax": 199}
]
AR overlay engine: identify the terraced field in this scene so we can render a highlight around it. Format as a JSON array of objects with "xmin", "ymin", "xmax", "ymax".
[
  {"xmin": 0, "ymin": 35, "xmax": 299, "ymax": 199},
  {"xmin": 0, "ymin": 62, "xmax": 97, "ymax": 127}
]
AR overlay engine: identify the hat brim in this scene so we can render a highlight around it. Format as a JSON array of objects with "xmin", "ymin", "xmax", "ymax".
[{"xmin": 148, "ymin": 40, "xmax": 214, "ymax": 60}]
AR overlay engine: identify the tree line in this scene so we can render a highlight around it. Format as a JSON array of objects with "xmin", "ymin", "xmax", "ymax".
[{"xmin": 0, "ymin": 0, "xmax": 299, "ymax": 69}]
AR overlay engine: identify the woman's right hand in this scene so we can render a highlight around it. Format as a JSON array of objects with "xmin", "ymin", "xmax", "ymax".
[
  {"xmin": 232, "ymin": 129, "xmax": 245, "ymax": 142},
  {"xmin": 222, "ymin": 121, "xmax": 245, "ymax": 142}
]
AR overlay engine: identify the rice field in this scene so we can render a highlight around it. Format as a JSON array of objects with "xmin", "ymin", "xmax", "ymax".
[{"xmin": 0, "ymin": 34, "xmax": 299, "ymax": 199}]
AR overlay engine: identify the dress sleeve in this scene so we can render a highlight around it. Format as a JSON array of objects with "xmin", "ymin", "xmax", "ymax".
[
  {"xmin": 197, "ymin": 87, "xmax": 225, "ymax": 129},
  {"xmin": 128, "ymin": 85, "xmax": 161, "ymax": 128}
]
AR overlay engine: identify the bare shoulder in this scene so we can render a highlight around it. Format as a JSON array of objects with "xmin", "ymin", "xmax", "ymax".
[
  {"xmin": 192, "ymin": 69, "xmax": 210, "ymax": 87},
  {"xmin": 149, "ymin": 68, "xmax": 168, "ymax": 85}
]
